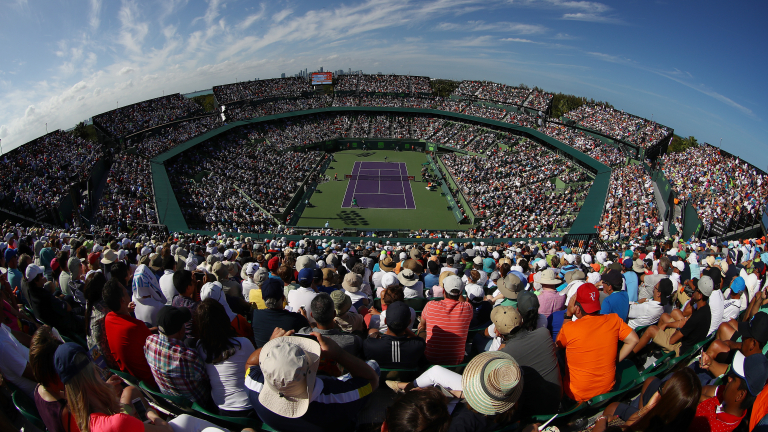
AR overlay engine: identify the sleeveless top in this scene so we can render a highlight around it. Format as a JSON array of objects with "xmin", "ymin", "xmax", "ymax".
[{"xmin": 33, "ymin": 385, "xmax": 78, "ymax": 432}]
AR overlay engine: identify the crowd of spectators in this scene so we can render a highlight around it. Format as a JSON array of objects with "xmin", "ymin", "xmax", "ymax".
[
  {"xmin": 335, "ymin": 74, "xmax": 430, "ymax": 93},
  {"xmin": 166, "ymin": 131, "xmax": 323, "ymax": 233},
  {"xmin": 452, "ymin": 80, "xmax": 533, "ymax": 105},
  {"xmin": 600, "ymin": 164, "xmax": 662, "ymax": 242},
  {"xmin": 213, "ymin": 77, "xmax": 311, "ymax": 105},
  {"xmin": 6, "ymin": 218, "xmax": 768, "ymax": 432},
  {"xmin": 93, "ymin": 94, "xmax": 202, "ymax": 138},
  {"xmin": 442, "ymin": 142, "xmax": 583, "ymax": 237},
  {"xmin": 660, "ymin": 145, "xmax": 768, "ymax": 228},
  {"xmin": 132, "ymin": 116, "xmax": 223, "ymax": 158},
  {"xmin": 0, "ymin": 130, "xmax": 102, "ymax": 214},
  {"xmin": 95, "ymin": 154, "xmax": 157, "ymax": 232},
  {"xmin": 565, "ymin": 104, "xmax": 671, "ymax": 149},
  {"xmin": 523, "ymin": 90, "xmax": 554, "ymax": 111},
  {"xmin": 224, "ymin": 96, "xmax": 332, "ymax": 122},
  {"xmin": 540, "ymin": 122, "xmax": 626, "ymax": 167}
]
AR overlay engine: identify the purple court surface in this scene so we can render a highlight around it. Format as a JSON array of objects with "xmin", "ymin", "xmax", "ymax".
[{"xmin": 341, "ymin": 161, "xmax": 416, "ymax": 209}]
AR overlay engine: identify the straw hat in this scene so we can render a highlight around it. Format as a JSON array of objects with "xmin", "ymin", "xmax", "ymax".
[
  {"xmin": 379, "ymin": 256, "xmax": 396, "ymax": 272},
  {"xmin": 461, "ymin": 351, "xmax": 524, "ymax": 416}
]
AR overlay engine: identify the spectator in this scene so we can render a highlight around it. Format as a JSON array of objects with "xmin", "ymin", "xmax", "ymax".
[
  {"xmin": 600, "ymin": 368, "xmax": 702, "ymax": 431},
  {"xmin": 55, "ymin": 342, "xmax": 220, "ymax": 432},
  {"xmin": 494, "ymin": 305, "xmax": 562, "ymax": 415},
  {"xmin": 25, "ymin": 264, "xmax": 82, "ymax": 334},
  {"xmin": 83, "ymin": 272, "xmax": 116, "ymax": 369},
  {"xmin": 331, "ymin": 289, "xmax": 365, "ymax": 334},
  {"xmin": 633, "ymin": 275, "xmax": 714, "ymax": 357},
  {"xmin": 251, "ymin": 278, "xmax": 309, "ymax": 348},
  {"xmin": 103, "ymin": 278, "xmax": 156, "ymax": 385},
  {"xmin": 170, "ymin": 270, "xmax": 200, "ymax": 339},
  {"xmin": 245, "ymin": 332, "xmax": 379, "ymax": 431},
  {"xmin": 200, "ymin": 281, "xmax": 253, "ymax": 342},
  {"xmin": 364, "ymin": 301, "xmax": 425, "ymax": 369},
  {"xmin": 418, "ymin": 275, "xmax": 473, "ymax": 365},
  {"xmin": 144, "ymin": 306, "xmax": 212, "ymax": 406},
  {"xmin": 599, "ymin": 269, "xmax": 630, "ymax": 322},
  {"xmin": 536, "ymin": 269, "xmax": 566, "ymax": 318},
  {"xmin": 195, "ymin": 298, "xmax": 255, "ymax": 417},
  {"xmin": 627, "ymin": 279, "xmax": 673, "ymax": 329},
  {"xmin": 556, "ymin": 283, "xmax": 639, "ymax": 402},
  {"xmin": 690, "ymin": 351, "xmax": 768, "ymax": 432},
  {"xmin": 298, "ymin": 293, "xmax": 362, "ymax": 358},
  {"xmin": 287, "ymin": 268, "xmax": 319, "ymax": 315},
  {"xmin": 131, "ymin": 264, "xmax": 166, "ymax": 326},
  {"xmin": 29, "ymin": 325, "xmax": 79, "ymax": 432},
  {"xmin": 158, "ymin": 255, "xmax": 177, "ymax": 305}
]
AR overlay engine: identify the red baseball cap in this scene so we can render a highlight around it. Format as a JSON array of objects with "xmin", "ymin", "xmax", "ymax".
[
  {"xmin": 268, "ymin": 256, "xmax": 280, "ymax": 271},
  {"xmin": 87, "ymin": 252, "xmax": 100, "ymax": 266},
  {"xmin": 575, "ymin": 283, "xmax": 601, "ymax": 314}
]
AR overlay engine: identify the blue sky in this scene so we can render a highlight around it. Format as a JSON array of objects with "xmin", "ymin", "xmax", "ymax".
[{"xmin": 1, "ymin": 0, "xmax": 766, "ymax": 168}]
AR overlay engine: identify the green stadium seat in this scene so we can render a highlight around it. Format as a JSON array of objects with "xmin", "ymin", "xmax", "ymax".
[
  {"xmin": 641, "ymin": 350, "xmax": 675, "ymax": 374},
  {"xmin": 109, "ymin": 368, "xmax": 140, "ymax": 386},
  {"xmin": 12, "ymin": 390, "xmax": 47, "ymax": 431},
  {"xmin": 529, "ymin": 401, "xmax": 586, "ymax": 423},
  {"xmin": 138, "ymin": 381, "xmax": 193, "ymax": 415},
  {"xmin": 190, "ymin": 402, "xmax": 263, "ymax": 430}
]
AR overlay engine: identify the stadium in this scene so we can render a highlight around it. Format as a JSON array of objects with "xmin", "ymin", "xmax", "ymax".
[
  {"xmin": 7, "ymin": 73, "xmax": 765, "ymax": 247},
  {"xmin": 6, "ymin": 70, "xmax": 768, "ymax": 432}
]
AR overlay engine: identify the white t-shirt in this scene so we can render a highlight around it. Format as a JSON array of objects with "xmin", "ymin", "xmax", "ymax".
[
  {"xmin": 287, "ymin": 287, "xmax": 319, "ymax": 314},
  {"xmin": 369, "ymin": 307, "xmax": 416, "ymax": 332},
  {"xmin": 242, "ymin": 279, "xmax": 259, "ymax": 301},
  {"xmin": 159, "ymin": 270, "xmax": 177, "ymax": 305},
  {"xmin": 0, "ymin": 324, "xmax": 36, "ymax": 398},
  {"xmin": 403, "ymin": 281, "xmax": 425, "ymax": 299},
  {"xmin": 708, "ymin": 290, "xmax": 725, "ymax": 336},
  {"xmin": 197, "ymin": 337, "xmax": 255, "ymax": 411}
]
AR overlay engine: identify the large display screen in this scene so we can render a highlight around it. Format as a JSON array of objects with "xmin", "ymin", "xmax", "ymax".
[{"xmin": 311, "ymin": 72, "xmax": 333, "ymax": 85}]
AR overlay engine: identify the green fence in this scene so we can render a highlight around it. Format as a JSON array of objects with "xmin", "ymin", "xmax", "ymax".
[
  {"xmin": 150, "ymin": 106, "xmax": 612, "ymax": 235},
  {"xmin": 434, "ymin": 155, "xmax": 477, "ymax": 224}
]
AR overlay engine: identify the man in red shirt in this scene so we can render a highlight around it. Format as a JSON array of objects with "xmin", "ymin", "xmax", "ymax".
[
  {"xmin": 691, "ymin": 351, "xmax": 768, "ymax": 432},
  {"xmin": 103, "ymin": 278, "xmax": 156, "ymax": 385},
  {"xmin": 418, "ymin": 275, "xmax": 472, "ymax": 365}
]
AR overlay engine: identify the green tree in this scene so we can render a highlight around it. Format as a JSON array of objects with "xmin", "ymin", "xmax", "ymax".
[
  {"xmin": 430, "ymin": 79, "xmax": 461, "ymax": 98},
  {"xmin": 667, "ymin": 134, "xmax": 699, "ymax": 153}
]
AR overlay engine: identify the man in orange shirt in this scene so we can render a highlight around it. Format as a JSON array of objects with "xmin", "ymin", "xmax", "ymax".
[{"xmin": 556, "ymin": 283, "xmax": 639, "ymax": 402}]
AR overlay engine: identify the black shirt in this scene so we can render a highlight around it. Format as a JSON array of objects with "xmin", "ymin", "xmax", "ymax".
[
  {"xmin": 500, "ymin": 327, "xmax": 562, "ymax": 415},
  {"xmin": 251, "ymin": 308, "xmax": 309, "ymax": 347},
  {"xmin": 679, "ymin": 303, "xmax": 711, "ymax": 355},
  {"xmin": 363, "ymin": 333, "xmax": 425, "ymax": 369}
]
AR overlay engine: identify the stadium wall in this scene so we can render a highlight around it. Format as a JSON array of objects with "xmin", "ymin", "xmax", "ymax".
[{"xmin": 150, "ymin": 106, "xmax": 612, "ymax": 236}]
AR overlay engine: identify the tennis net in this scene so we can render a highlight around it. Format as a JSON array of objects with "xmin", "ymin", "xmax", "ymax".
[{"xmin": 345, "ymin": 174, "xmax": 415, "ymax": 181}]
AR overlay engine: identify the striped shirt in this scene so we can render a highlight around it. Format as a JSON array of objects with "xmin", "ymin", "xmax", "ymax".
[
  {"xmin": 422, "ymin": 298, "xmax": 473, "ymax": 365},
  {"xmin": 246, "ymin": 366, "xmax": 373, "ymax": 431}
]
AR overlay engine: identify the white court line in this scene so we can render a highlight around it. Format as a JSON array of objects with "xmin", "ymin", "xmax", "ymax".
[
  {"xmin": 348, "ymin": 161, "xmax": 360, "ymax": 207},
  {"xmin": 398, "ymin": 163, "xmax": 407, "ymax": 208}
]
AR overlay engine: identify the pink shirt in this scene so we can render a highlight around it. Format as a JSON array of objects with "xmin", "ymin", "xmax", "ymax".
[{"xmin": 537, "ymin": 289, "xmax": 566, "ymax": 318}]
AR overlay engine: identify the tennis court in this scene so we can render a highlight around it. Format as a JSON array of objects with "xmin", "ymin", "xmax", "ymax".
[{"xmin": 341, "ymin": 161, "xmax": 416, "ymax": 209}]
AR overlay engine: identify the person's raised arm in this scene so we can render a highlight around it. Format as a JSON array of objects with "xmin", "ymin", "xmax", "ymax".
[
  {"xmin": 245, "ymin": 328, "xmax": 295, "ymax": 371},
  {"xmin": 312, "ymin": 332, "xmax": 379, "ymax": 392}
]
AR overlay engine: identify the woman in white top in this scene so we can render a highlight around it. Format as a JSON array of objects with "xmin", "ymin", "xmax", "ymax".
[{"xmin": 195, "ymin": 298, "xmax": 255, "ymax": 417}]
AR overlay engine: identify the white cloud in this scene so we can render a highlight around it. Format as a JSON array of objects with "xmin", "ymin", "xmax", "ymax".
[
  {"xmin": 561, "ymin": 12, "xmax": 622, "ymax": 23},
  {"xmin": 435, "ymin": 20, "xmax": 547, "ymax": 34},
  {"xmin": 118, "ymin": 0, "xmax": 150, "ymax": 54},
  {"xmin": 118, "ymin": 67, "xmax": 135, "ymax": 75},
  {"xmin": 272, "ymin": 8, "xmax": 293, "ymax": 23},
  {"xmin": 238, "ymin": 4, "xmax": 266, "ymax": 30},
  {"xmin": 89, "ymin": 0, "xmax": 102, "ymax": 30},
  {"xmin": 500, "ymin": 37, "xmax": 537, "ymax": 43}
]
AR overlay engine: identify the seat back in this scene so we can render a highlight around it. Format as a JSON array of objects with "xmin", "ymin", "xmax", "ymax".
[{"xmin": 12, "ymin": 390, "xmax": 47, "ymax": 431}]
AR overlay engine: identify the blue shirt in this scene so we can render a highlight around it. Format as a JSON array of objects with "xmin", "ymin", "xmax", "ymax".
[
  {"xmin": 245, "ymin": 366, "xmax": 372, "ymax": 432},
  {"xmin": 600, "ymin": 291, "xmax": 629, "ymax": 322},
  {"xmin": 623, "ymin": 271, "xmax": 639, "ymax": 303},
  {"xmin": 8, "ymin": 268, "xmax": 23, "ymax": 302},
  {"xmin": 424, "ymin": 273, "xmax": 439, "ymax": 291}
]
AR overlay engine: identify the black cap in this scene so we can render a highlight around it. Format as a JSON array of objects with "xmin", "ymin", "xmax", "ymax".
[
  {"xmin": 739, "ymin": 312, "xmax": 768, "ymax": 347},
  {"xmin": 157, "ymin": 306, "xmax": 192, "ymax": 336},
  {"xmin": 312, "ymin": 268, "xmax": 323, "ymax": 282}
]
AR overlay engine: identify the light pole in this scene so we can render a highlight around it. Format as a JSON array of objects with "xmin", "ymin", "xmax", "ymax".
[
  {"xmin": 45, "ymin": 123, "xmax": 48, "ymax": 134},
  {"xmin": 720, "ymin": 138, "xmax": 722, "ymax": 149}
]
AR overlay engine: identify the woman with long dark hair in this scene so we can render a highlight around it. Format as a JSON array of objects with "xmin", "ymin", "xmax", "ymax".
[
  {"xmin": 195, "ymin": 298, "xmax": 255, "ymax": 417},
  {"xmin": 595, "ymin": 368, "xmax": 702, "ymax": 431}
]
